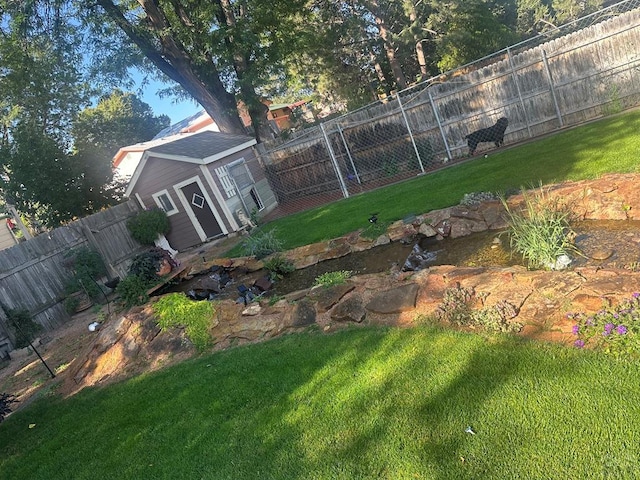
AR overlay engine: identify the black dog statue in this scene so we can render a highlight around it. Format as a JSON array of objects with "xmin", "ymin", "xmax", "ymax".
[{"xmin": 466, "ymin": 117, "xmax": 508, "ymax": 156}]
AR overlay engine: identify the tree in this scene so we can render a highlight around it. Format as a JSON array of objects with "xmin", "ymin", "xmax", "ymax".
[{"xmin": 91, "ymin": 0, "xmax": 306, "ymax": 142}]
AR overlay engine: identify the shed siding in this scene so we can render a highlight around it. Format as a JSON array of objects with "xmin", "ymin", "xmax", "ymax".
[{"xmin": 132, "ymin": 156, "xmax": 230, "ymax": 251}]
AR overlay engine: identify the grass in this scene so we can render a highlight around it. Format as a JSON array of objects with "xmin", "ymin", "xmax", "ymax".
[
  {"xmin": 2, "ymin": 326, "xmax": 640, "ymax": 479},
  {"xmin": 229, "ymin": 110, "xmax": 640, "ymax": 255}
]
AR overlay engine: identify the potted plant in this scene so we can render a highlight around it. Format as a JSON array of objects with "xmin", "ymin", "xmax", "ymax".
[{"xmin": 127, "ymin": 207, "xmax": 178, "ymax": 257}]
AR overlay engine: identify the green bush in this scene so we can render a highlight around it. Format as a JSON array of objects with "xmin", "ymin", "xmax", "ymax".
[
  {"xmin": 127, "ymin": 208, "xmax": 170, "ymax": 245},
  {"xmin": 128, "ymin": 248, "xmax": 173, "ymax": 282},
  {"xmin": 502, "ymin": 187, "xmax": 578, "ymax": 270},
  {"xmin": 64, "ymin": 247, "xmax": 107, "ymax": 300},
  {"xmin": 6, "ymin": 307, "xmax": 41, "ymax": 349},
  {"xmin": 263, "ymin": 254, "xmax": 295, "ymax": 279},
  {"xmin": 153, "ymin": 293, "xmax": 215, "ymax": 351},
  {"xmin": 116, "ymin": 275, "xmax": 151, "ymax": 308},
  {"xmin": 313, "ymin": 270, "xmax": 352, "ymax": 288},
  {"xmin": 242, "ymin": 229, "xmax": 283, "ymax": 259}
]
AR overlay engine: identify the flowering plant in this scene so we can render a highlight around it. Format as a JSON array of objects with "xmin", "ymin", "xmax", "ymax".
[{"xmin": 568, "ymin": 293, "xmax": 640, "ymax": 357}]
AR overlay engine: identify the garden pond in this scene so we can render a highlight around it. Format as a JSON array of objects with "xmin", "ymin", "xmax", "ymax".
[{"xmin": 157, "ymin": 219, "xmax": 640, "ymax": 302}]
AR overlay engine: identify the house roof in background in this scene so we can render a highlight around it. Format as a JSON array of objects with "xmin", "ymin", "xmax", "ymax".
[{"xmin": 153, "ymin": 110, "xmax": 210, "ymax": 139}]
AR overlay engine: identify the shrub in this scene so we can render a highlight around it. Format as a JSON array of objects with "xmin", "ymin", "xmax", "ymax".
[
  {"xmin": 242, "ymin": 229, "xmax": 283, "ymax": 259},
  {"xmin": 0, "ymin": 392, "xmax": 16, "ymax": 422},
  {"xmin": 153, "ymin": 293, "xmax": 215, "ymax": 351},
  {"xmin": 502, "ymin": 186, "xmax": 579, "ymax": 270},
  {"xmin": 569, "ymin": 293, "xmax": 640, "ymax": 358},
  {"xmin": 116, "ymin": 275, "xmax": 151, "ymax": 308},
  {"xmin": 127, "ymin": 208, "xmax": 170, "ymax": 245},
  {"xmin": 63, "ymin": 247, "xmax": 107, "ymax": 300},
  {"xmin": 435, "ymin": 284, "xmax": 522, "ymax": 333},
  {"xmin": 6, "ymin": 307, "xmax": 41, "ymax": 349},
  {"xmin": 263, "ymin": 254, "xmax": 295, "ymax": 279},
  {"xmin": 128, "ymin": 248, "xmax": 174, "ymax": 282},
  {"xmin": 313, "ymin": 270, "xmax": 352, "ymax": 288}
]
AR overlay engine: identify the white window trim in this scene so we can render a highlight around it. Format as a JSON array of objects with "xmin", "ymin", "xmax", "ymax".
[{"xmin": 152, "ymin": 189, "xmax": 179, "ymax": 216}]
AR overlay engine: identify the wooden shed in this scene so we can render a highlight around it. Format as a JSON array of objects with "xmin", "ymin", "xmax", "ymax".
[{"xmin": 124, "ymin": 131, "xmax": 277, "ymax": 251}]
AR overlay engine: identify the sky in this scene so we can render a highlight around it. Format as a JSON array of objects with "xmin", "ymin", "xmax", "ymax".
[{"xmin": 134, "ymin": 75, "xmax": 203, "ymax": 126}]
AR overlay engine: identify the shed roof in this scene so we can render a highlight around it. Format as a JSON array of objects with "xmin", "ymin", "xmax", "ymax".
[
  {"xmin": 147, "ymin": 131, "xmax": 255, "ymax": 160},
  {"xmin": 124, "ymin": 130, "xmax": 257, "ymax": 198}
]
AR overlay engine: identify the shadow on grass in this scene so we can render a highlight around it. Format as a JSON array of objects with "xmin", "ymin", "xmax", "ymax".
[{"xmin": 3, "ymin": 326, "xmax": 640, "ymax": 479}]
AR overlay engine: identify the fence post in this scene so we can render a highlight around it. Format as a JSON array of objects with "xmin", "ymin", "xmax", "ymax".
[
  {"xmin": 397, "ymin": 94, "xmax": 425, "ymax": 174},
  {"xmin": 428, "ymin": 88, "xmax": 452, "ymax": 161},
  {"xmin": 336, "ymin": 124, "xmax": 361, "ymax": 184},
  {"xmin": 541, "ymin": 49, "xmax": 564, "ymax": 127},
  {"xmin": 320, "ymin": 122, "xmax": 349, "ymax": 199},
  {"xmin": 507, "ymin": 47, "xmax": 532, "ymax": 138}
]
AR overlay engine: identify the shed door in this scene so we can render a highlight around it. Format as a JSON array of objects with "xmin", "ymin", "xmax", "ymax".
[{"xmin": 180, "ymin": 182, "xmax": 223, "ymax": 238}]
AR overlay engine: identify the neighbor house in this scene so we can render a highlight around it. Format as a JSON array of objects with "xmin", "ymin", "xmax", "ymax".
[{"xmin": 117, "ymin": 130, "xmax": 277, "ymax": 252}]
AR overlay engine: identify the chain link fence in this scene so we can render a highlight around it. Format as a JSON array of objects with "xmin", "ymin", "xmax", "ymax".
[{"xmin": 256, "ymin": 0, "xmax": 640, "ymax": 221}]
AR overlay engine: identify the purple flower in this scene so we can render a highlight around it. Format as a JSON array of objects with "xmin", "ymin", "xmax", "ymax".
[
  {"xmin": 574, "ymin": 339, "xmax": 585, "ymax": 348},
  {"xmin": 604, "ymin": 323, "xmax": 615, "ymax": 333},
  {"xmin": 572, "ymin": 324, "xmax": 580, "ymax": 335},
  {"xmin": 616, "ymin": 325, "xmax": 628, "ymax": 335},
  {"xmin": 633, "ymin": 292, "xmax": 640, "ymax": 299},
  {"xmin": 586, "ymin": 318, "xmax": 594, "ymax": 327}
]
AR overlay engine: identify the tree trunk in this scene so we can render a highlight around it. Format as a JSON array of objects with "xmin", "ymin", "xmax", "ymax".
[
  {"xmin": 216, "ymin": 0, "xmax": 272, "ymax": 142},
  {"xmin": 408, "ymin": 3, "xmax": 429, "ymax": 79},
  {"xmin": 96, "ymin": 0, "xmax": 247, "ymax": 136}
]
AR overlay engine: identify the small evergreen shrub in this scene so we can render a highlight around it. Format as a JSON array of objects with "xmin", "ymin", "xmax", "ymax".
[
  {"xmin": 127, "ymin": 208, "xmax": 170, "ymax": 245},
  {"xmin": 128, "ymin": 248, "xmax": 174, "ymax": 282},
  {"xmin": 116, "ymin": 275, "xmax": 151, "ymax": 308},
  {"xmin": 153, "ymin": 293, "xmax": 215, "ymax": 351},
  {"xmin": 64, "ymin": 247, "xmax": 107, "ymax": 300},
  {"xmin": 6, "ymin": 307, "xmax": 41, "ymax": 349}
]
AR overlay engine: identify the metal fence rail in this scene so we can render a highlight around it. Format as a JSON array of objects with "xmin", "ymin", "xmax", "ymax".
[{"xmin": 259, "ymin": 0, "xmax": 640, "ymax": 220}]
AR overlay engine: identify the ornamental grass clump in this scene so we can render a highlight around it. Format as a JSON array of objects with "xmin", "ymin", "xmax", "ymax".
[
  {"xmin": 569, "ymin": 293, "xmax": 640, "ymax": 357},
  {"xmin": 502, "ymin": 186, "xmax": 579, "ymax": 270}
]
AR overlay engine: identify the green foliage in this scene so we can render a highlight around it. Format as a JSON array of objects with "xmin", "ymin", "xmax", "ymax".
[
  {"xmin": 153, "ymin": 293, "xmax": 215, "ymax": 352},
  {"xmin": 241, "ymin": 229, "xmax": 284, "ymax": 259},
  {"xmin": 262, "ymin": 254, "xmax": 295, "ymax": 279},
  {"xmin": 64, "ymin": 247, "xmax": 107, "ymax": 300},
  {"xmin": 115, "ymin": 275, "xmax": 151, "ymax": 308},
  {"xmin": 127, "ymin": 248, "xmax": 171, "ymax": 282},
  {"xmin": 313, "ymin": 270, "xmax": 352, "ymax": 288},
  {"xmin": 570, "ymin": 293, "xmax": 640, "ymax": 358},
  {"xmin": 63, "ymin": 295, "xmax": 80, "ymax": 314},
  {"xmin": 502, "ymin": 187, "xmax": 579, "ymax": 270},
  {"xmin": 435, "ymin": 285, "xmax": 522, "ymax": 333},
  {"xmin": 0, "ymin": 392, "xmax": 16, "ymax": 423},
  {"xmin": 6, "ymin": 307, "xmax": 41, "ymax": 349},
  {"xmin": 127, "ymin": 209, "xmax": 170, "ymax": 245}
]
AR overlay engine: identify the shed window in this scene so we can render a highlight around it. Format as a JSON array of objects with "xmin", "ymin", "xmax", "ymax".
[
  {"xmin": 215, "ymin": 165, "xmax": 236, "ymax": 198},
  {"xmin": 152, "ymin": 190, "xmax": 178, "ymax": 216}
]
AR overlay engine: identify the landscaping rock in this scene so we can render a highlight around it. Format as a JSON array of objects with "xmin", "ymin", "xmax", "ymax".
[
  {"xmin": 331, "ymin": 296, "xmax": 366, "ymax": 323},
  {"xmin": 308, "ymin": 283, "xmax": 356, "ymax": 313},
  {"xmin": 366, "ymin": 284, "xmax": 419, "ymax": 314}
]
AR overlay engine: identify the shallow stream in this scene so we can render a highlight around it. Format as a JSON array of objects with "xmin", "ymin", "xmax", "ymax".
[{"xmin": 159, "ymin": 220, "xmax": 640, "ymax": 301}]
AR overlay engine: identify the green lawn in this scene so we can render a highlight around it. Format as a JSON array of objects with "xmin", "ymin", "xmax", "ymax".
[
  {"xmin": 1, "ymin": 326, "xmax": 639, "ymax": 479},
  {"xmin": 238, "ymin": 109, "xmax": 640, "ymax": 253}
]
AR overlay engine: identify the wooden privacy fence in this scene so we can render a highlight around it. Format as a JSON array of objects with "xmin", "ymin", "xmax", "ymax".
[
  {"xmin": 0, "ymin": 200, "xmax": 144, "ymax": 358},
  {"xmin": 258, "ymin": 1, "xmax": 640, "ymax": 219}
]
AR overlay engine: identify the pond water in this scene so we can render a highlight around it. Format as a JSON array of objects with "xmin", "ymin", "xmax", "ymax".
[{"xmin": 158, "ymin": 219, "xmax": 640, "ymax": 301}]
